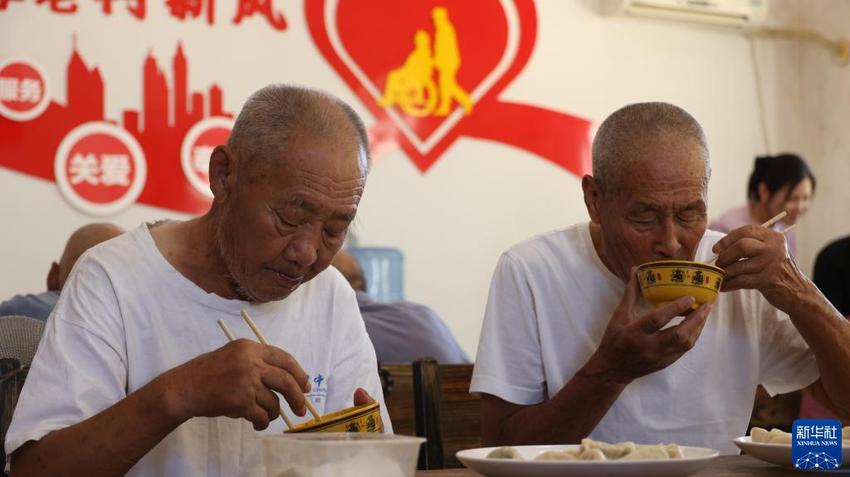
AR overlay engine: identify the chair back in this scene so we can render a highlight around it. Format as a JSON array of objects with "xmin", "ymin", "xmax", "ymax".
[
  {"xmin": 0, "ymin": 358, "xmax": 26, "ymax": 476},
  {"xmin": 380, "ymin": 359, "xmax": 480, "ymax": 469},
  {"xmin": 350, "ymin": 247, "xmax": 404, "ymax": 302},
  {"xmin": 0, "ymin": 315, "xmax": 46, "ymax": 367},
  {"xmin": 380, "ymin": 363, "xmax": 418, "ymax": 437},
  {"xmin": 435, "ymin": 363, "xmax": 481, "ymax": 468}
]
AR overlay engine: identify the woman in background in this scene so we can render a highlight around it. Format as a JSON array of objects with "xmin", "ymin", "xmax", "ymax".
[{"xmin": 711, "ymin": 153, "xmax": 816, "ymax": 256}]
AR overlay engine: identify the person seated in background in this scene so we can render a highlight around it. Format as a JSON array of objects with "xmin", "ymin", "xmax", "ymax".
[
  {"xmin": 332, "ymin": 250, "xmax": 470, "ymax": 364},
  {"xmin": 471, "ymin": 102, "xmax": 850, "ymax": 454},
  {"xmin": 710, "ymin": 153, "xmax": 815, "ymax": 256},
  {"xmin": 5, "ymin": 84, "xmax": 390, "ymax": 477},
  {"xmin": 0, "ymin": 222, "xmax": 123, "ymax": 320},
  {"xmin": 799, "ymin": 235, "xmax": 850, "ymax": 421},
  {"xmin": 814, "ymin": 236, "xmax": 850, "ymax": 317}
]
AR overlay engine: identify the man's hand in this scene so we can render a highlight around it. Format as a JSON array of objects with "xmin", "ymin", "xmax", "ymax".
[
  {"xmin": 163, "ymin": 339, "xmax": 311, "ymax": 431},
  {"xmin": 582, "ymin": 268, "xmax": 712, "ymax": 385},
  {"xmin": 712, "ymin": 224, "xmax": 803, "ymax": 310}
]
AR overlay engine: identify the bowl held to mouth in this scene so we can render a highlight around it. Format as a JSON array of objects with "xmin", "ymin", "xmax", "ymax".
[{"xmin": 637, "ymin": 260, "xmax": 725, "ymax": 309}]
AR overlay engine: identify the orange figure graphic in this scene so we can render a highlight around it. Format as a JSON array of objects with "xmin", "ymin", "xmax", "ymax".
[
  {"xmin": 379, "ymin": 30, "xmax": 438, "ymax": 117},
  {"xmin": 432, "ymin": 6, "xmax": 472, "ymax": 116}
]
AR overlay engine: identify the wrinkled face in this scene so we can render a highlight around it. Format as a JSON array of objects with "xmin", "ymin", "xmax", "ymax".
[
  {"xmin": 763, "ymin": 178, "xmax": 813, "ymax": 225},
  {"xmin": 217, "ymin": 131, "xmax": 365, "ymax": 302},
  {"xmin": 587, "ymin": 134, "xmax": 709, "ymax": 282}
]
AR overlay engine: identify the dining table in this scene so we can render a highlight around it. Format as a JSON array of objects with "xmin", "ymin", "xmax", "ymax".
[{"xmin": 415, "ymin": 455, "xmax": 850, "ymax": 476}]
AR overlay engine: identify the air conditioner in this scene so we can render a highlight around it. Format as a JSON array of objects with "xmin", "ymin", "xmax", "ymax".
[{"xmin": 609, "ymin": 0, "xmax": 768, "ymax": 29}]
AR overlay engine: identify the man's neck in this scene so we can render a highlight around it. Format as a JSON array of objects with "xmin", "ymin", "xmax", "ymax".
[
  {"xmin": 149, "ymin": 215, "xmax": 240, "ymax": 299},
  {"xmin": 588, "ymin": 222, "xmax": 623, "ymax": 283}
]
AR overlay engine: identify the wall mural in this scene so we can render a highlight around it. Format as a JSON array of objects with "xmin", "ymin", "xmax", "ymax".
[{"xmin": 0, "ymin": 0, "xmax": 591, "ymax": 216}]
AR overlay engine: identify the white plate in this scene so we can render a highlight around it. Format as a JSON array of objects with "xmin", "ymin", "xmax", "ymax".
[
  {"xmin": 733, "ymin": 436, "xmax": 850, "ymax": 468},
  {"xmin": 456, "ymin": 445, "xmax": 719, "ymax": 477}
]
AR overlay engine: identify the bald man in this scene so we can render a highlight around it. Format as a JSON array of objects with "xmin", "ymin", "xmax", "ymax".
[
  {"xmin": 332, "ymin": 250, "xmax": 469, "ymax": 364},
  {"xmin": 7, "ymin": 85, "xmax": 390, "ymax": 476},
  {"xmin": 0, "ymin": 222, "xmax": 123, "ymax": 320},
  {"xmin": 472, "ymin": 102, "xmax": 850, "ymax": 454}
]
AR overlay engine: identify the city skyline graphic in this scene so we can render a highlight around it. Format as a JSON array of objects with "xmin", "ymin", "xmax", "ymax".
[{"xmin": 0, "ymin": 37, "xmax": 231, "ymax": 214}]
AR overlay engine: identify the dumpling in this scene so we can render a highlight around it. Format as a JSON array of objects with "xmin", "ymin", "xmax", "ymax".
[
  {"xmin": 534, "ymin": 450, "xmax": 578, "ymax": 461},
  {"xmin": 487, "ymin": 447, "xmax": 522, "ymax": 459},
  {"xmin": 580, "ymin": 438, "xmax": 636, "ymax": 459},
  {"xmin": 665, "ymin": 443, "xmax": 683, "ymax": 459},
  {"xmin": 621, "ymin": 444, "xmax": 670, "ymax": 460},
  {"xmin": 750, "ymin": 427, "xmax": 770, "ymax": 443},
  {"xmin": 767, "ymin": 428, "xmax": 792, "ymax": 444},
  {"xmin": 576, "ymin": 448, "xmax": 607, "ymax": 461}
]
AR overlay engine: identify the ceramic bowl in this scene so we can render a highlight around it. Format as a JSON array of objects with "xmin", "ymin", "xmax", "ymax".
[
  {"xmin": 637, "ymin": 260, "xmax": 725, "ymax": 308},
  {"xmin": 284, "ymin": 402, "xmax": 383, "ymax": 434}
]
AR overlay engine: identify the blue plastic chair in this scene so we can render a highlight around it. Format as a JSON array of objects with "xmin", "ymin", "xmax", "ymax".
[{"xmin": 349, "ymin": 247, "xmax": 404, "ymax": 302}]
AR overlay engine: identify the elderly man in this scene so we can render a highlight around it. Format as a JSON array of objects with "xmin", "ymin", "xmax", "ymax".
[
  {"xmin": 471, "ymin": 102, "xmax": 850, "ymax": 453},
  {"xmin": 6, "ymin": 85, "xmax": 390, "ymax": 476},
  {"xmin": 0, "ymin": 222, "xmax": 123, "ymax": 320}
]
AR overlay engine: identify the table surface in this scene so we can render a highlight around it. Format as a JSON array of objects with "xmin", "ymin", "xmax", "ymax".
[{"xmin": 415, "ymin": 455, "xmax": 850, "ymax": 476}]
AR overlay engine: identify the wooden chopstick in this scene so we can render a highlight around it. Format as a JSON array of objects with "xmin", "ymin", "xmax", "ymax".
[
  {"xmin": 706, "ymin": 210, "xmax": 793, "ymax": 264},
  {"xmin": 216, "ymin": 319, "xmax": 295, "ymax": 430},
  {"xmin": 761, "ymin": 210, "xmax": 787, "ymax": 228},
  {"xmin": 239, "ymin": 309, "xmax": 323, "ymax": 422}
]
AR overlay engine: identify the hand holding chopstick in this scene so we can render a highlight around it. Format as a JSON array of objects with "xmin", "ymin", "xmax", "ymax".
[
  {"xmin": 705, "ymin": 210, "xmax": 792, "ymax": 265},
  {"xmin": 217, "ymin": 319, "xmax": 295, "ymax": 430},
  {"xmin": 238, "ymin": 310, "xmax": 323, "ymax": 422}
]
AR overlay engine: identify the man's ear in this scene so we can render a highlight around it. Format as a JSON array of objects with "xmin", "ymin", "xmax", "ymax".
[
  {"xmin": 209, "ymin": 145, "xmax": 234, "ymax": 203},
  {"xmin": 47, "ymin": 261, "xmax": 60, "ymax": 292},
  {"xmin": 582, "ymin": 175, "xmax": 603, "ymax": 224}
]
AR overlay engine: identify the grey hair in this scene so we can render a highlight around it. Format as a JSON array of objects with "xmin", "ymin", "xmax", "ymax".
[
  {"xmin": 227, "ymin": 84, "xmax": 370, "ymax": 176},
  {"xmin": 592, "ymin": 102, "xmax": 709, "ymax": 193}
]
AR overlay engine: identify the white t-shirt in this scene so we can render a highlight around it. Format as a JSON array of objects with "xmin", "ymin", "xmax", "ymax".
[
  {"xmin": 5, "ymin": 224, "xmax": 392, "ymax": 476},
  {"xmin": 470, "ymin": 222, "xmax": 818, "ymax": 454}
]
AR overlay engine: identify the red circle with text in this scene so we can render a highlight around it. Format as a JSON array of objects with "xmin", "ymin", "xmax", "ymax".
[
  {"xmin": 0, "ymin": 58, "xmax": 49, "ymax": 121},
  {"xmin": 181, "ymin": 117, "xmax": 233, "ymax": 197},
  {"xmin": 55, "ymin": 122, "xmax": 147, "ymax": 216}
]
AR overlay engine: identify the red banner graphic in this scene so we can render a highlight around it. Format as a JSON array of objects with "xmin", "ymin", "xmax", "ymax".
[
  {"xmin": 306, "ymin": 0, "xmax": 592, "ymax": 176},
  {"xmin": 0, "ymin": 40, "xmax": 231, "ymax": 214}
]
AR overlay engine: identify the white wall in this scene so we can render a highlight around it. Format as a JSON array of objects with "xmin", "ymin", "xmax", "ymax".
[
  {"xmin": 2, "ymin": 0, "xmax": 828, "ymax": 359},
  {"xmin": 789, "ymin": 0, "xmax": 850, "ymax": 274}
]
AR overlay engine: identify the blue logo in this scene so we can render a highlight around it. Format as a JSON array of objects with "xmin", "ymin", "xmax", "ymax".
[
  {"xmin": 313, "ymin": 373, "xmax": 325, "ymax": 388},
  {"xmin": 793, "ymin": 419, "xmax": 842, "ymax": 470}
]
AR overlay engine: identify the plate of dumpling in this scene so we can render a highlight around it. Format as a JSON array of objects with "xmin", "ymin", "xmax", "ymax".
[
  {"xmin": 733, "ymin": 426, "xmax": 850, "ymax": 467},
  {"xmin": 455, "ymin": 438, "xmax": 719, "ymax": 477}
]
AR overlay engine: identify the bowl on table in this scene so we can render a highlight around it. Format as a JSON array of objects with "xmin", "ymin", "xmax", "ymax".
[
  {"xmin": 637, "ymin": 260, "xmax": 725, "ymax": 309},
  {"xmin": 284, "ymin": 401, "xmax": 383, "ymax": 434},
  {"xmin": 264, "ymin": 432, "xmax": 425, "ymax": 477}
]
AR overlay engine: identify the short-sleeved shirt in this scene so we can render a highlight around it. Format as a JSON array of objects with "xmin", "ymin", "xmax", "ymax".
[
  {"xmin": 0, "ymin": 291, "xmax": 59, "ymax": 321},
  {"xmin": 356, "ymin": 291, "xmax": 471, "ymax": 364},
  {"xmin": 5, "ymin": 224, "xmax": 391, "ymax": 476},
  {"xmin": 471, "ymin": 222, "xmax": 818, "ymax": 454}
]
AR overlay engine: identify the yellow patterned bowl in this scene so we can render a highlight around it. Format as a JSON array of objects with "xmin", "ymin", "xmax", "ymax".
[
  {"xmin": 637, "ymin": 260, "xmax": 725, "ymax": 309},
  {"xmin": 284, "ymin": 401, "xmax": 383, "ymax": 434}
]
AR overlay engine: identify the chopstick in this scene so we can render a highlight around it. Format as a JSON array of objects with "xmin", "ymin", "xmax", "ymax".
[
  {"xmin": 217, "ymin": 319, "xmax": 295, "ymax": 430},
  {"xmin": 239, "ymin": 310, "xmax": 323, "ymax": 422},
  {"xmin": 761, "ymin": 210, "xmax": 787, "ymax": 228},
  {"xmin": 706, "ymin": 210, "xmax": 793, "ymax": 264}
]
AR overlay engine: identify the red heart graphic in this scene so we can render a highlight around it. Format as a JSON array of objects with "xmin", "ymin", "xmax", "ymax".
[{"xmin": 306, "ymin": 0, "xmax": 592, "ymax": 175}]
